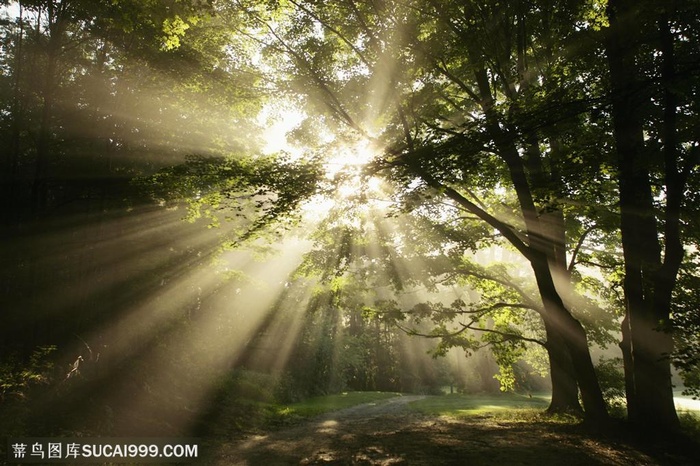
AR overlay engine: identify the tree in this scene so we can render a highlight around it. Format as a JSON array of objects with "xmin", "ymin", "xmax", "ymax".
[
  {"xmin": 234, "ymin": 0, "xmax": 700, "ymax": 430},
  {"xmin": 604, "ymin": 0, "xmax": 700, "ymax": 431},
  {"xmin": 243, "ymin": 0, "xmax": 614, "ymax": 422},
  {"xmin": 0, "ymin": 0, "xmax": 270, "ymax": 357},
  {"xmin": 6, "ymin": 0, "xmax": 692, "ymax": 435}
]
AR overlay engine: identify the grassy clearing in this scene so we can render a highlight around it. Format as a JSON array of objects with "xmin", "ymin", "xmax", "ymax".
[
  {"xmin": 408, "ymin": 392, "xmax": 554, "ymax": 421},
  {"xmin": 265, "ymin": 391, "xmax": 400, "ymax": 427},
  {"xmin": 197, "ymin": 370, "xmax": 402, "ymax": 436},
  {"xmin": 282, "ymin": 391, "xmax": 401, "ymax": 415},
  {"xmin": 408, "ymin": 393, "xmax": 700, "ymax": 443}
]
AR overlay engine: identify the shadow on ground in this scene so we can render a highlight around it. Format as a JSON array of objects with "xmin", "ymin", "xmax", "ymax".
[{"xmin": 202, "ymin": 395, "xmax": 700, "ymax": 465}]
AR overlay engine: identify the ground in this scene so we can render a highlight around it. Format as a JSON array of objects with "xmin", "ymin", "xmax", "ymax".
[{"xmin": 205, "ymin": 395, "xmax": 699, "ymax": 465}]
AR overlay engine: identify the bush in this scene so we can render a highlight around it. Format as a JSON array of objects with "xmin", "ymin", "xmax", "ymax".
[
  {"xmin": 0, "ymin": 345, "xmax": 57, "ymax": 401},
  {"xmin": 0, "ymin": 346, "xmax": 58, "ymax": 437},
  {"xmin": 274, "ymin": 371, "xmax": 308, "ymax": 403},
  {"xmin": 679, "ymin": 411, "xmax": 700, "ymax": 443}
]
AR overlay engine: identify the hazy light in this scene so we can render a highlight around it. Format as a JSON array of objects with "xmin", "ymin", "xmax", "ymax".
[
  {"xmin": 323, "ymin": 139, "xmax": 378, "ymax": 179},
  {"xmin": 258, "ymin": 104, "xmax": 307, "ymax": 156}
]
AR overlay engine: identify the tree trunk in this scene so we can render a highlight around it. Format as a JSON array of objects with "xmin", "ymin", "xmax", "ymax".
[
  {"xmin": 605, "ymin": 0, "xmax": 680, "ymax": 431},
  {"xmin": 619, "ymin": 313, "xmax": 637, "ymax": 417},
  {"xmin": 542, "ymin": 209, "xmax": 583, "ymax": 414},
  {"xmin": 531, "ymin": 253, "xmax": 608, "ymax": 424},
  {"xmin": 31, "ymin": 1, "xmax": 67, "ymax": 215},
  {"xmin": 627, "ymin": 306, "xmax": 678, "ymax": 429},
  {"xmin": 495, "ymin": 124, "xmax": 609, "ymax": 424},
  {"xmin": 2, "ymin": 1, "xmax": 25, "ymax": 224},
  {"xmin": 544, "ymin": 318, "xmax": 582, "ymax": 414}
]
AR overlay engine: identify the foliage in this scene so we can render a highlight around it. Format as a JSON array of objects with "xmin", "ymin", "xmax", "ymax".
[
  {"xmin": 243, "ymin": 0, "xmax": 700, "ymax": 427},
  {"xmin": 1, "ymin": 0, "xmax": 699, "ymax": 439},
  {"xmin": 0, "ymin": 345, "xmax": 57, "ymax": 437},
  {"xmin": 195, "ymin": 369, "xmax": 281, "ymax": 436},
  {"xmin": 593, "ymin": 357, "xmax": 626, "ymax": 414},
  {"xmin": 198, "ymin": 371, "xmax": 400, "ymax": 436},
  {"xmin": 138, "ymin": 152, "xmax": 323, "ymax": 245},
  {"xmin": 0, "ymin": 345, "xmax": 57, "ymax": 402},
  {"xmin": 673, "ymin": 251, "xmax": 700, "ymax": 399},
  {"xmin": 679, "ymin": 412, "xmax": 700, "ymax": 443}
]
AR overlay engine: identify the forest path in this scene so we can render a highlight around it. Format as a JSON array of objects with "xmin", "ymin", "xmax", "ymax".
[{"xmin": 208, "ymin": 395, "xmax": 688, "ymax": 465}]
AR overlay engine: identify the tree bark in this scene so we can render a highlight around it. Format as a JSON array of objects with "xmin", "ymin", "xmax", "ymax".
[
  {"xmin": 530, "ymin": 252, "xmax": 607, "ymax": 423},
  {"xmin": 544, "ymin": 318, "xmax": 582, "ymax": 414},
  {"xmin": 605, "ymin": 0, "xmax": 680, "ymax": 431}
]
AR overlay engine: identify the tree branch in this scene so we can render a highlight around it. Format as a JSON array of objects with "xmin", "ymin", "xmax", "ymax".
[
  {"xmin": 461, "ymin": 321, "xmax": 546, "ymax": 347},
  {"xmin": 568, "ymin": 224, "xmax": 597, "ymax": 272},
  {"xmin": 289, "ymin": 0, "xmax": 372, "ymax": 68},
  {"xmin": 396, "ymin": 319, "xmax": 545, "ymax": 348}
]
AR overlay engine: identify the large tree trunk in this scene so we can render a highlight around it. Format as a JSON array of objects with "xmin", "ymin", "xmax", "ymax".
[
  {"xmin": 493, "ymin": 124, "xmax": 609, "ymax": 424},
  {"xmin": 531, "ymin": 253, "xmax": 608, "ymax": 424},
  {"xmin": 542, "ymin": 209, "xmax": 583, "ymax": 414},
  {"xmin": 544, "ymin": 318, "xmax": 582, "ymax": 414},
  {"xmin": 605, "ymin": 0, "xmax": 680, "ymax": 431}
]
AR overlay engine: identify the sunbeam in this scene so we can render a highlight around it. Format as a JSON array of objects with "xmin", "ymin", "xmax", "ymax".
[{"xmin": 4, "ymin": 1, "xmax": 698, "ymax": 459}]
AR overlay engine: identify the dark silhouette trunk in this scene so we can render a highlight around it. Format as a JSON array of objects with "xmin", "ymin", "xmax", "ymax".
[
  {"xmin": 605, "ymin": 0, "xmax": 681, "ymax": 431},
  {"xmin": 2, "ymin": 1, "xmax": 27, "ymax": 224},
  {"xmin": 31, "ymin": 2, "xmax": 66, "ymax": 215},
  {"xmin": 530, "ymin": 252, "xmax": 607, "ymax": 423},
  {"xmin": 544, "ymin": 319, "xmax": 582, "ymax": 414},
  {"xmin": 488, "ymin": 108, "xmax": 608, "ymax": 425}
]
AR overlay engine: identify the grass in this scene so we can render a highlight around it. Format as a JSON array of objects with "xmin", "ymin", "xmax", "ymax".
[
  {"xmin": 407, "ymin": 392, "xmax": 700, "ymax": 444},
  {"xmin": 264, "ymin": 391, "xmax": 555, "ymax": 427},
  {"xmin": 265, "ymin": 391, "xmax": 400, "ymax": 426},
  {"xmin": 204, "ymin": 381, "xmax": 700, "ymax": 444},
  {"xmin": 198, "ymin": 370, "xmax": 403, "ymax": 436},
  {"xmin": 408, "ymin": 392, "xmax": 553, "ymax": 421},
  {"xmin": 284, "ymin": 391, "xmax": 401, "ymax": 415}
]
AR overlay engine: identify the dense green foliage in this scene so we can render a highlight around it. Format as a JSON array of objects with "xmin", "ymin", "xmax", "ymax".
[{"xmin": 0, "ymin": 0, "xmax": 699, "ymax": 441}]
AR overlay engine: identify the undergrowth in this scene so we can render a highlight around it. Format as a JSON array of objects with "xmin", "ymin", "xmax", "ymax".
[
  {"xmin": 194, "ymin": 371, "xmax": 400, "ymax": 436},
  {"xmin": 679, "ymin": 411, "xmax": 700, "ymax": 442}
]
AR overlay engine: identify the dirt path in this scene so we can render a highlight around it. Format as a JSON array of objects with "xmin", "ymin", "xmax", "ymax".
[{"xmin": 208, "ymin": 396, "xmax": 696, "ymax": 465}]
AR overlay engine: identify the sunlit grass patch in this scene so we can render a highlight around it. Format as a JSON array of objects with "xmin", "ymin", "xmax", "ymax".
[
  {"xmin": 408, "ymin": 393, "xmax": 551, "ymax": 421},
  {"xmin": 274, "ymin": 391, "xmax": 401, "ymax": 418},
  {"xmin": 198, "ymin": 372, "xmax": 402, "ymax": 435},
  {"xmin": 262, "ymin": 391, "xmax": 402, "ymax": 429}
]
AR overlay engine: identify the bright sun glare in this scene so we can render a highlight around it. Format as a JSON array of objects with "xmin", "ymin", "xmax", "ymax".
[
  {"xmin": 259, "ymin": 105, "xmax": 387, "ymax": 218},
  {"xmin": 305, "ymin": 138, "xmax": 388, "ymax": 221},
  {"xmin": 323, "ymin": 138, "xmax": 377, "ymax": 179}
]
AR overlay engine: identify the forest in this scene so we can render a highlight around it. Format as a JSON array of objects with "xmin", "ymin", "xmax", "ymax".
[{"xmin": 1, "ymin": 0, "xmax": 699, "ymax": 463}]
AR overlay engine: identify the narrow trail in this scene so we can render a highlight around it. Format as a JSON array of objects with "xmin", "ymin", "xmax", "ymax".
[{"xmin": 207, "ymin": 395, "xmax": 693, "ymax": 466}]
